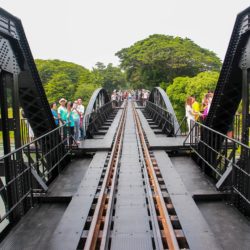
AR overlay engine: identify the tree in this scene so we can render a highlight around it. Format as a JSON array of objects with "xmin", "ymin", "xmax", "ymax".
[
  {"xmin": 45, "ymin": 73, "xmax": 76, "ymax": 103},
  {"xmin": 166, "ymin": 71, "xmax": 219, "ymax": 121},
  {"xmin": 36, "ymin": 59, "xmax": 102, "ymax": 105},
  {"xmin": 74, "ymin": 84, "xmax": 100, "ymax": 107},
  {"xmin": 116, "ymin": 34, "xmax": 221, "ymax": 89},
  {"xmin": 35, "ymin": 59, "xmax": 89, "ymax": 85},
  {"xmin": 74, "ymin": 70, "xmax": 101, "ymax": 107},
  {"xmin": 92, "ymin": 62, "xmax": 126, "ymax": 93}
]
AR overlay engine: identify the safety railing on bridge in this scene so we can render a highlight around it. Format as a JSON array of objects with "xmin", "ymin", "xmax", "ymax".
[
  {"xmin": 84, "ymin": 101, "xmax": 113, "ymax": 138},
  {"xmin": 175, "ymin": 113, "xmax": 241, "ymax": 139},
  {"xmin": 184, "ymin": 120, "xmax": 250, "ymax": 216},
  {"xmin": 145, "ymin": 101, "xmax": 176, "ymax": 136},
  {"xmin": 0, "ymin": 124, "xmax": 73, "ymax": 234}
]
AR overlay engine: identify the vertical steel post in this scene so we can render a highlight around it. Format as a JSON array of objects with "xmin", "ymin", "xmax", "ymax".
[{"xmin": 239, "ymin": 36, "xmax": 250, "ymax": 215}]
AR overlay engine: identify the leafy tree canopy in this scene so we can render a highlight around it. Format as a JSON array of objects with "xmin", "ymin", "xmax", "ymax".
[
  {"xmin": 92, "ymin": 62, "xmax": 127, "ymax": 92},
  {"xmin": 35, "ymin": 59, "xmax": 88, "ymax": 85},
  {"xmin": 167, "ymin": 71, "xmax": 219, "ymax": 121},
  {"xmin": 116, "ymin": 34, "xmax": 221, "ymax": 89},
  {"xmin": 35, "ymin": 59, "xmax": 126, "ymax": 107},
  {"xmin": 35, "ymin": 59, "xmax": 101, "ymax": 106}
]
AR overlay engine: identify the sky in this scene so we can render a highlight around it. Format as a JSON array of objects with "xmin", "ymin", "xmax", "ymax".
[{"xmin": 0, "ymin": 0, "xmax": 250, "ymax": 69}]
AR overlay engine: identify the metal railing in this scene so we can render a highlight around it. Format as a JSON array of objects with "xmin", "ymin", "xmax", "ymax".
[
  {"xmin": 145, "ymin": 101, "xmax": 175, "ymax": 136},
  {"xmin": 174, "ymin": 117, "xmax": 188, "ymax": 136},
  {"xmin": 84, "ymin": 101, "xmax": 113, "ymax": 138},
  {"xmin": 184, "ymin": 120, "xmax": 250, "ymax": 215},
  {"xmin": 0, "ymin": 124, "xmax": 73, "ymax": 233},
  {"xmin": 175, "ymin": 113, "xmax": 241, "ymax": 138}
]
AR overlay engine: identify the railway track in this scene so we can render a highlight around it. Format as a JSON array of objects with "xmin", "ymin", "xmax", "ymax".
[{"xmin": 79, "ymin": 101, "xmax": 189, "ymax": 250}]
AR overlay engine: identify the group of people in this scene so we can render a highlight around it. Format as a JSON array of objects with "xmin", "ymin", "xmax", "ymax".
[
  {"xmin": 135, "ymin": 89, "xmax": 150, "ymax": 106},
  {"xmin": 185, "ymin": 91, "xmax": 214, "ymax": 131},
  {"xmin": 111, "ymin": 89, "xmax": 149, "ymax": 107},
  {"xmin": 50, "ymin": 98, "xmax": 85, "ymax": 144}
]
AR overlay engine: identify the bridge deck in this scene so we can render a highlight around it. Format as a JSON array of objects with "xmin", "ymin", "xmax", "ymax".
[
  {"xmin": 48, "ymin": 151, "xmax": 109, "ymax": 249},
  {"xmin": 45, "ymin": 157, "xmax": 92, "ymax": 200},
  {"xmin": 1, "ymin": 101, "xmax": 250, "ymax": 249},
  {"xmin": 153, "ymin": 151, "xmax": 221, "ymax": 249},
  {"xmin": 111, "ymin": 102, "xmax": 152, "ymax": 250},
  {"xmin": 137, "ymin": 109, "xmax": 188, "ymax": 150},
  {"xmin": 78, "ymin": 109, "xmax": 123, "ymax": 151}
]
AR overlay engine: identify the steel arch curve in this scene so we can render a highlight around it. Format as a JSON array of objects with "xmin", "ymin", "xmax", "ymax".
[
  {"xmin": 84, "ymin": 88, "xmax": 110, "ymax": 116},
  {"xmin": 83, "ymin": 88, "xmax": 111, "ymax": 137},
  {"xmin": 148, "ymin": 87, "xmax": 180, "ymax": 135}
]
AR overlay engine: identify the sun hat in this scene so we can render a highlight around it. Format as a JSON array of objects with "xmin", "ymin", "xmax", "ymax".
[{"xmin": 59, "ymin": 98, "xmax": 67, "ymax": 104}]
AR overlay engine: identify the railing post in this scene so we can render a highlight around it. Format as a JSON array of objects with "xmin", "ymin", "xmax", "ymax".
[{"xmin": 27, "ymin": 144, "xmax": 33, "ymax": 208}]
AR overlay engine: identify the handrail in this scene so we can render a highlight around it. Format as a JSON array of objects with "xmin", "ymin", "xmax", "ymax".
[
  {"xmin": 185, "ymin": 120, "xmax": 250, "ymax": 149},
  {"xmin": 0, "ymin": 124, "xmax": 66, "ymax": 161},
  {"xmin": 184, "ymin": 119, "xmax": 250, "ymax": 215},
  {"xmin": 145, "ymin": 101, "xmax": 176, "ymax": 136},
  {"xmin": 0, "ymin": 123, "xmax": 74, "ymax": 230}
]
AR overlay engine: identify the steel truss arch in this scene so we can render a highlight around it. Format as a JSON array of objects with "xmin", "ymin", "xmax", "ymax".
[
  {"xmin": 148, "ymin": 87, "xmax": 180, "ymax": 135},
  {"xmin": 84, "ymin": 88, "xmax": 111, "ymax": 138}
]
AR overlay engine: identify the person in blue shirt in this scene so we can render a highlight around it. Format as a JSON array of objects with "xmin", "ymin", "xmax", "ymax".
[
  {"xmin": 72, "ymin": 101, "xmax": 80, "ymax": 143},
  {"xmin": 50, "ymin": 102, "xmax": 59, "ymax": 126},
  {"xmin": 66, "ymin": 101, "xmax": 75, "ymax": 145}
]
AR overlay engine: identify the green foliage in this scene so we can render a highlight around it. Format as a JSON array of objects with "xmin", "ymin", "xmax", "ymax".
[
  {"xmin": 35, "ymin": 59, "xmax": 125, "ymax": 105},
  {"xmin": 36, "ymin": 59, "xmax": 93, "ymax": 104},
  {"xmin": 35, "ymin": 59, "xmax": 88, "ymax": 85},
  {"xmin": 116, "ymin": 34, "xmax": 221, "ymax": 89},
  {"xmin": 74, "ymin": 70, "xmax": 101, "ymax": 107},
  {"xmin": 167, "ymin": 71, "xmax": 219, "ymax": 121},
  {"xmin": 92, "ymin": 62, "xmax": 126, "ymax": 93},
  {"xmin": 44, "ymin": 73, "xmax": 75, "ymax": 103}
]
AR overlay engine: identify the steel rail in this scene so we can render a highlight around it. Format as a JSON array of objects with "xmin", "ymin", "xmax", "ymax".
[
  {"xmin": 133, "ymin": 103, "xmax": 180, "ymax": 250},
  {"xmin": 84, "ymin": 102, "xmax": 127, "ymax": 250},
  {"xmin": 132, "ymin": 104, "xmax": 164, "ymax": 250},
  {"xmin": 100, "ymin": 103, "xmax": 127, "ymax": 250}
]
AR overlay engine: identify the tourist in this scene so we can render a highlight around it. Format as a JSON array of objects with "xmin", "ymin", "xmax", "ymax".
[
  {"xmin": 142, "ymin": 90, "xmax": 149, "ymax": 106},
  {"xmin": 66, "ymin": 102, "xmax": 75, "ymax": 145},
  {"xmin": 208, "ymin": 90, "xmax": 214, "ymax": 99},
  {"xmin": 207, "ymin": 92, "xmax": 213, "ymax": 113},
  {"xmin": 128, "ymin": 91, "xmax": 132, "ymax": 101},
  {"xmin": 77, "ymin": 98, "xmax": 85, "ymax": 140},
  {"xmin": 185, "ymin": 96, "xmax": 195, "ymax": 132},
  {"xmin": 58, "ymin": 98, "xmax": 67, "ymax": 124},
  {"xmin": 111, "ymin": 91, "xmax": 117, "ymax": 107},
  {"xmin": 50, "ymin": 102, "xmax": 59, "ymax": 126},
  {"xmin": 58, "ymin": 98, "xmax": 68, "ymax": 143},
  {"xmin": 201, "ymin": 94, "xmax": 210, "ymax": 121},
  {"xmin": 191, "ymin": 96, "xmax": 200, "ymax": 121},
  {"xmin": 72, "ymin": 101, "xmax": 80, "ymax": 143}
]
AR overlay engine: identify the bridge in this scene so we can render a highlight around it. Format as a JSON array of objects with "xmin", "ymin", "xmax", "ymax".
[{"xmin": 0, "ymin": 6, "xmax": 249, "ymax": 250}]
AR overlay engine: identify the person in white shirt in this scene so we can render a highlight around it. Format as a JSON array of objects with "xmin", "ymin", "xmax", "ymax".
[
  {"xmin": 142, "ymin": 90, "xmax": 149, "ymax": 106},
  {"xmin": 185, "ymin": 96, "xmax": 195, "ymax": 132},
  {"xmin": 111, "ymin": 91, "xmax": 117, "ymax": 107},
  {"xmin": 77, "ymin": 98, "xmax": 85, "ymax": 139}
]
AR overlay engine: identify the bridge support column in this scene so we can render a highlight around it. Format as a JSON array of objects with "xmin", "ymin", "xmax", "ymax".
[{"xmin": 238, "ymin": 36, "xmax": 250, "ymax": 215}]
